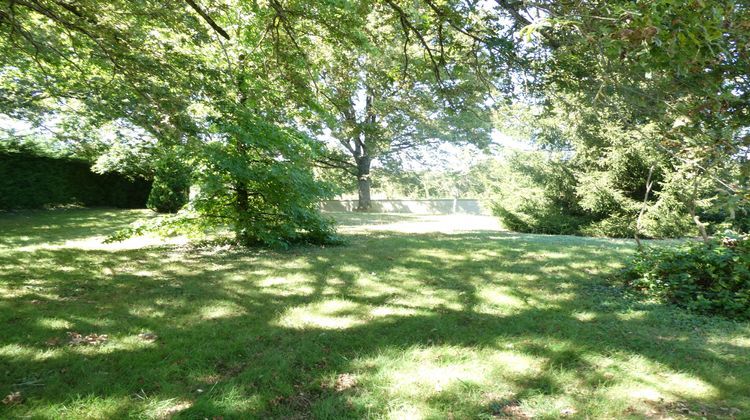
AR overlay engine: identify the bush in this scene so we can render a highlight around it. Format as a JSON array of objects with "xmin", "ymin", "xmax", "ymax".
[
  {"xmin": 494, "ymin": 205, "xmax": 591, "ymax": 235},
  {"xmin": 147, "ymin": 151, "xmax": 191, "ymax": 213},
  {"xmin": 621, "ymin": 235, "xmax": 750, "ymax": 320},
  {"xmin": 580, "ymin": 212, "xmax": 637, "ymax": 238},
  {"xmin": 491, "ymin": 152, "xmax": 595, "ymax": 235}
]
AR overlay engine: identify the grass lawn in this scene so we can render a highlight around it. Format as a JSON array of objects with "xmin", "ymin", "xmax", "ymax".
[{"xmin": 1, "ymin": 209, "xmax": 749, "ymax": 419}]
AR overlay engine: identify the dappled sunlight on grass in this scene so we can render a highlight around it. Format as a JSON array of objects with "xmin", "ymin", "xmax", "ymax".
[
  {"xmin": 276, "ymin": 299, "xmax": 369, "ymax": 330},
  {"xmin": 199, "ymin": 302, "xmax": 247, "ymax": 320},
  {"xmin": 1, "ymin": 210, "xmax": 749, "ymax": 418},
  {"xmin": 333, "ymin": 212, "xmax": 503, "ymax": 234}
]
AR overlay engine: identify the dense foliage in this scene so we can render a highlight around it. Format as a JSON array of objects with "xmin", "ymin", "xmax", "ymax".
[
  {"xmin": 1, "ymin": 0, "xmax": 748, "ymax": 249},
  {"xmin": 146, "ymin": 149, "xmax": 191, "ymax": 214},
  {"xmin": 489, "ymin": 153, "xmax": 593, "ymax": 235},
  {"xmin": 487, "ymin": 150, "xmax": 692, "ymax": 238},
  {"xmin": 506, "ymin": 0, "xmax": 750, "ymax": 239},
  {"xmin": 622, "ymin": 235, "xmax": 750, "ymax": 320},
  {"xmin": 0, "ymin": 0, "xmax": 348, "ymax": 246},
  {"xmin": 309, "ymin": 1, "xmax": 495, "ymax": 210},
  {"xmin": 0, "ymin": 151, "xmax": 150, "ymax": 210}
]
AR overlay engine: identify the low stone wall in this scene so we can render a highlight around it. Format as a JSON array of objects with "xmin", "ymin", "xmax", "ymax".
[{"xmin": 320, "ymin": 199, "xmax": 489, "ymax": 215}]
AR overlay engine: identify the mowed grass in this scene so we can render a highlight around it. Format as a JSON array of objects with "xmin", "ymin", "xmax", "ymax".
[{"xmin": 1, "ymin": 209, "xmax": 749, "ymax": 419}]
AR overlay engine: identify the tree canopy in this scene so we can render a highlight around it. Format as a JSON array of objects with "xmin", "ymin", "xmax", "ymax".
[{"xmin": 1, "ymin": 0, "xmax": 747, "ymax": 245}]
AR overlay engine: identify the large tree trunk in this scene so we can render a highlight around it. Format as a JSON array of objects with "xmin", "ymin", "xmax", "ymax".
[{"xmin": 356, "ymin": 157, "xmax": 372, "ymax": 211}]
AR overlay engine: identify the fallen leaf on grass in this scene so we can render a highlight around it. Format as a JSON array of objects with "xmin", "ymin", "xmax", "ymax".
[
  {"xmin": 138, "ymin": 332, "xmax": 158, "ymax": 341},
  {"xmin": 45, "ymin": 337, "xmax": 62, "ymax": 346},
  {"xmin": 2, "ymin": 391, "xmax": 22, "ymax": 405},
  {"xmin": 67, "ymin": 331, "xmax": 108, "ymax": 346},
  {"xmin": 501, "ymin": 404, "xmax": 529, "ymax": 419},
  {"xmin": 334, "ymin": 373, "xmax": 357, "ymax": 391},
  {"xmin": 488, "ymin": 399, "xmax": 530, "ymax": 419}
]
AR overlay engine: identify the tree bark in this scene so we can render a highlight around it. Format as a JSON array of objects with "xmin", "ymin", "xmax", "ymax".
[
  {"xmin": 689, "ymin": 178, "xmax": 710, "ymax": 244},
  {"xmin": 356, "ymin": 156, "xmax": 372, "ymax": 211},
  {"xmin": 635, "ymin": 166, "xmax": 655, "ymax": 250}
]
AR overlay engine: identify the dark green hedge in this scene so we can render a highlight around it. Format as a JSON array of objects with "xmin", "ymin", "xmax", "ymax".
[{"xmin": 0, "ymin": 151, "xmax": 151, "ymax": 210}]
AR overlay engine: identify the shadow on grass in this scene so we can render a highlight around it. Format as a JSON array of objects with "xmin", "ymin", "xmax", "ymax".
[
  {"xmin": 0, "ymin": 208, "xmax": 150, "ymax": 247},
  {"xmin": 1, "ymin": 220, "xmax": 749, "ymax": 418}
]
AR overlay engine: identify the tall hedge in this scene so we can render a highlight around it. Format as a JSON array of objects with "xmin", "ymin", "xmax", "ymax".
[{"xmin": 0, "ymin": 151, "xmax": 151, "ymax": 210}]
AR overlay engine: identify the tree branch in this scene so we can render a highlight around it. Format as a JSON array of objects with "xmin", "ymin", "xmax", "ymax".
[{"xmin": 184, "ymin": 0, "xmax": 230, "ymax": 40}]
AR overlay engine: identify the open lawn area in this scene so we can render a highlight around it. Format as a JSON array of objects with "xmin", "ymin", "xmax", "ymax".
[{"xmin": 1, "ymin": 209, "xmax": 749, "ymax": 419}]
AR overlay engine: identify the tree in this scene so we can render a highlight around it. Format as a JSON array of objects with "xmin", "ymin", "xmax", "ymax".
[
  {"xmin": 0, "ymin": 0, "xmax": 344, "ymax": 246},
  {"xmin": 443, "ymin": 0, "xmax": 750, "ymax": 237},
  {"xmin": 298, "ymin": 1, "xmax": 496, "ymax": 210}
]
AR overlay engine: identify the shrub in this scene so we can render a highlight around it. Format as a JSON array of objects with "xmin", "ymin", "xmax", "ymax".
[
  {"xmin": 491, "ymin": 152, "xmax": 594, "ymax": 235},
  {"xmin": 580, "ymin": 212, "xmax": 637, "ymax": 238},
  {"xmin": 147, "ymin": 152, "xmax": 191, "ymax": 213},
  {"xmin": 621, "ymin": 235, "xmax": 750, "ymax": 320}
]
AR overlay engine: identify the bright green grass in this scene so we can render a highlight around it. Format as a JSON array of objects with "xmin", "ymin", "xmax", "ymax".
[{"xmin": 1, "ymin": 209, "xmax": 749, "ymax": 419}]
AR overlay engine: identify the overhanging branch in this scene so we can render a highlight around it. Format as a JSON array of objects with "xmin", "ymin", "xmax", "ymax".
[{"xmin": 184, "ymin": 0, "xmax": 230, "ymax": 40}]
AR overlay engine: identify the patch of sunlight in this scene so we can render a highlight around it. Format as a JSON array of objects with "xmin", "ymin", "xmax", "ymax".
[
  {"xmin": 128, "ymin": 305, "xmax": 166, "ymax": 318},
  {"xmin": 336, "ymin": 214, "xmax": 502, "ymax": 235},
  {"xmin": 200, "ymin": 302, "xmax": 247, "ymax": 320},
  {"xmin": 654, "ymin": 371, "xmax": 717, "ymax": 399},
  {"xmin": 268, "ymin": 284, "xmax": 316, "ymax": 297},
  {"xmin": 528, "ymin": 251, "xmax": 573, "ymax": 261},
  {"xmin": 37, "ymin": 317, "xmax": 73, "ymax": 330},
  {"xmin": 41, "ymin": 395, "xmax": 134, "ymax": 419},
  {"xmin": 491, "ymin": 351, "xmax": 541, "ymax": 374},
  {"xmin": 132, "ymin": 269, "xmax": 155, "ymax": 277},
  {"xmin": 370, "ymin": 305, "xmax": 422, "ymax": 318},
  {"xmin": 383, "ymin": 348, "xmax": 490, "ymax": 398},
  {"xmin": 0, "ymin": 286, "xmax": 29, "ymax": 298},
  {"xmin": 573, "ymin": 311, "xmax": 597, "ymax": 322},
  {"xmin": 258, "ymin": 276, "xmax": 293, "ymax": 287},
  {"xmin": 616, "ymin": 310, "xmax": 647, "ymax": 320},
  {"xmin": 354, "ymin": 277, "xmax": 403, "ymax": 297},
  {"xmin": 625, "ymin": 387, "xmax": 664, "ymax": 402},
  {"xmin": 386, "ymin": 403, "xmax": 425, "ymax": 420},
  {"xmin": 708, "ymin": 334, "xmax": 750, "ymax": 348},
  {"xmin": 415, "ymin": 248, "xmax": 464, "ymax": 261},
  {"xmin": 67, "ymin": 315, "xmax": 116, "ymax": 329},
  {"xmin": 568, "ymin": 260, "xmax": 598, "ymax": 269},
  {"xmin": 540, "ymin": 292, "xmax": 577, "ymax": 304},
  {"xmin": 390, "ymin": 293, "xmax": 462, "ymax": 311},
  {"xmin": 257, "ymin": 274, "xmax": 316, "ymax": 295},
  {"xmin": 278, "ymin": 259, "xmax": 314, "ymax": 270},
  {"xmin": 14, "ymin": 234, "xmax": 188, "ymax": 252},
  {"xmin": 143, "ymin": 398, "xmax": 193, "ymax": 419},
  {"xmin": 64, "ymin": 336, "xmax": 158, "ymax": 355},
  {"xmin": 601, "ymin": 354, "xmax": 718, "ymax": 403},
  {"xmin": 201, "ymin": 387, "xmax": 263, "ymax": 413},
  {"xmin": 0, "ymin": 344, "xmax": 38, "ymax": 360},
  {"xmin": 478, "ymin": 287, "xmax": 524, "ymax": 308},
  {"xmin": 470, "ymin": 249, "xmax": 501, "ymax": 261},
  {"xmin": 275, "ymin": 299, "xmax": 368, "ymax": 330}
]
